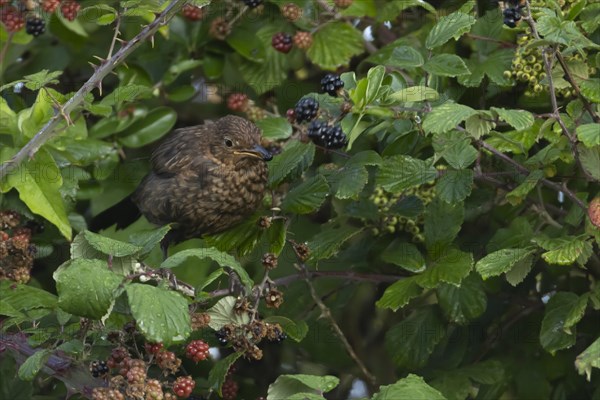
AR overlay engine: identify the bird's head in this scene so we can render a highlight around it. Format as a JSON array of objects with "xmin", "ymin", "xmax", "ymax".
[{"xmin": 209, "ymin": 115, "xmax": 272, "ymax": 164}]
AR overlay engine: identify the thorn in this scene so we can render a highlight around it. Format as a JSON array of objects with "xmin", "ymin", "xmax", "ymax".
[
  {"xmin": 88, "ymin": 62, "xmax": 98, "ymax": 70},
  {"xmin": 150, "ymin": 35, "xmax": 155, "ymax": 48},
  {"xmin": 93, "ymin": 55, "xmax": 106, "ymax": 63}
]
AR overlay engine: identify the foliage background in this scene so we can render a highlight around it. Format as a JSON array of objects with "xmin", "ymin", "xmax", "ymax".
[{"xmin": 0, "ymin": 0, "xmax": 599, "ymax": 399}]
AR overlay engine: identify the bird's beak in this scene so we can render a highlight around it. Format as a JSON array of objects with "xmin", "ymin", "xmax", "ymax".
[{"xmin": 234, "ymin": 145, "xmax": 273, "ymax": 161}]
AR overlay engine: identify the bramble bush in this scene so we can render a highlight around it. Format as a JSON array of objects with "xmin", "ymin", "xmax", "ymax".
[{"xmin": 0, "ymin": 0, "xmax": 599, "ymax": 399}]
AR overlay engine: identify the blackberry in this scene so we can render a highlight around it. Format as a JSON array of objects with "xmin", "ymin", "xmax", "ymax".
[
  {"xmin": 320, "ymin": 73, "xmax": 344, "ymax": 96},
  {"xmin": 266, "ymin": 323, "xmax": 287, "ymax": 343},
  {"xmin": 25, "ymin": 16, "xmax": 45, "ymax": 37},
  {"xmin": 261, "ymin": 253, "xmax": 278, "ymax": 270},
  {"xmin": 272, "ymin": 32, "xmax": 293, "ymax": 54},
  {"xmin": 281, "ymin": 3, "xmax": 302, "ymax": 21},
  {"xmin": 185, "ymin": 339, "xmax": 210, "ymax": 363},
  {"xmin": 293, "ymin": 31, "xmax": 313, "ymax": 50},
  {"xmin": 89, "ymin": 360, "xmax": 109, "ymax": 377},
  {"xmin": 242, "ymin": 0, "xmax": 263, "ymax": 8},
  {"xmin": 173, "ymin": 376, "xmax": 195, "ymax": 398},
  {"xmin": 503, "ymin": 7, "xmax": 521, "ymax": 27},
  {"xmin": 215, "ymin": 327, "xmax": 230, "ymax": 345},
  {"xmin": 294, "ymin": 97, "xmax": 319, "ymax": 123},
  {"xmin": 60, "ymin": 1, "xmax": 80, "ymax": 21},
  {"xmin": 307, "ymin": 121, "xmax": 348, "ymax": 149},
  {"xmin": 334, "ymin": 0, "xmax": 353, "ymax": 8}
]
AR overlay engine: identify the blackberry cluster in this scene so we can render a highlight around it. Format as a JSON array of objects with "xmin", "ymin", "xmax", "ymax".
[
  {"xmin": 1, "ymin": 6, "xmax": 25, "ymax": 32},
  {"xmin": 90, "ymin": 360, "xmax": 110, "ymax": 377},
  {"xmin": 307, "ymin": 121, "xmax": 348, "ymax": 149},
  {"xmin": 293, "ymin": 31, "xmax": 313, "ymax": 50},
  {"xmin": 0, "ymin": 211, "xmax": 38, "ymax": 284},
  {"xmin": 272, "ymin": 32, "xmax": 293, "ymax": 53},
  {"xmin": 214, "ymin": 320, "xmax": 286, "ymax": 360},
  {"xmin": 368, "ymin": 181, "xmax": 437, "ymax": 242},
  {"xmin": 321, "ymin": 74, "xmax": 345, "ymax": 96},
  {"xmin": 293, "ymin": 97, "xmax": 319, "ymax": 123},
  {"xmin": 242, "ymin": 0, "xmax": 263, "ymax": 8},
  {"xmin": 25, "ymin": 16, "xmax": 45, "ymax": 37},
  {"xmin": 281, "ymin": 3, "xmax": 302, "ymax": 21},
  {"xmin": 185, "ymin": 340, "xmax": 210, "ymax": 363},
  {"xmin": 173, "ymin": 376, "xmax": 195, "ymax": 398}
]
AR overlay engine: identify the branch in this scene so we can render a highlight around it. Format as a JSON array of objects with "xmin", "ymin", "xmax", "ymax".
[
  {"xmin": 0, "ymin": 0, "xmax": 190, "ymax": 182},
  {"xmin": 478, "ymin": 140, "xmax": 587, "ymax": 210}
]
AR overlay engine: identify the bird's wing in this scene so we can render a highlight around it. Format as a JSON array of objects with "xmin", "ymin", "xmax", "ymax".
[{"xmin": 150, "ymin": 124, "xmax": 212, "ymax": 175}]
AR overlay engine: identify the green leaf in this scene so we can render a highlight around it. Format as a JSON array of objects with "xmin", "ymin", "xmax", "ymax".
[
  {"xmin": 423, "ymin": 103, "xmax": 477, "ymax": 134},
  {"xmin": 459, "ymin": 49, "xmax": 513, "ymax": 87},
  {"xmin": 2, "ymin": 149, "xmax": 71, "ymax": 239},
  {"xmin": 307, "ymin": 22, "xmax": 364, "ymax": 70},
  {"xmin": 118, "ymin": 107, "xmax": 177, "ymax": 148},
  {"xmin": 564, "ymin": 294, "xmax": 589, "ymax": 330},
  {"xmin": 307, "ymin": 224, "xmax": 363, "ymax": 261},
  {"xmin": 18, "ymin": 350, "xmax": 52, "ymax": 381},
  {"xmin": 376, "ymin": 278, "xmax": 423, "ymax": 311},
  {"xmin": 0, "ymin": 281, "xmax": 57, "ymax": 311},
  {"xmin": 268, "ymin": 141, "xmax": 315, "ymax": 187},
  {"xmin": 264, "ymin": 316, "xmax": 308, "ymax": 342},
  {"xmin": 475, "ymin": 248, "xmax": 536, "ymax": 279},
  {"xmin": 537, "ymin": 14, "xmax": 599, "ymax": 48},
  {"xmin": 423, "ymin": 54, "xmax": 470, "ymax": 77},
  {"xmin": 534, "ymin": 235, "xmax": 593, "ymax": 266},
  {"xmin": 540, "ymin": 292, "xmax": 578, "ymax": 354},
  {"xmin": 0, "ymin": 97, "xmax": 17, "ymax": 136},
  {"xmin": 366, "ymin": 65, "xmax": 386, "ymax": 104},
  {"xmin": 281, "ymin": 175, "xmax": 329, "ymax": 214},
  {"xmin": 505, "ymin": 170, "xmax": 544, "ymax": 206},
  {"xmin": 424, "ymin": 198, "xmax": 464, "ymax": 251},
  {"xmin": 577, "ymin": 144, "xmax": 600, "ymax": 180},
  {"xmin": 433, "ymin": 131, "xmax": 478, "ymax": 169},
  {"xmin": 576, "ymin": 124, "xmax": 600, "ymax": 147},
  {"xmin": 387, "ymin": 86, "xmax": 439, "ymax": 103},
  {"xmin": 161, "ymin": 247, "xmax": 252, "ymax": 289},
  {"xmin": 129, "ymin": 225, "xmax": 171, "ymax": 257},
  {"xmin": 505, "ymin": 254, "xmax": 535, "ymax": 286},
  {"xmin": 99, "ymin": 85, "xmax": 152, "ymax": 108},
  {"xmin": 207, "ymin": 296, "xmax": 250, "ymax": 330},
  {"xmin": 208, "ymin": 352, "xmax": 242, "ymax": 394},
  {"xmin": 23, "ymin": 70, "xmax": 62, "ymax": 90},
  {"xmin": 54, "ymin": 259, "xmax": 122, "ymax": 319},
  {"xmin": 255, "ymin": 117, "xmax": 292, "ymax": 140},
  {"xmin": 367, "ymin": 45, "xmax": 425, "ymax": 68},
  {"xmin": 268, "ymin": 375, "xmax": 339, "ymax": 399},
  {"xmin": 575, "ymin": 337, "xmax": 600, "ymax": 381},
  {"xmin": 377, "ymin": 155, "xmax": 437, "ymax": 193},
  {"xmin": 126, "ymin": 283, "xmax": 191, "ymax": 345},
  {"xmin": 416, "ymin": 249, "xmax": 473, "ymax": 289},
  {"xmin": 70, "ymin": 232, "xmax": 137, "ymax": 275},
  {"xmin": 436, "ymin": 169, "xmax": 474, "ymax": 203},
  {"xmin": 491, "ymin": 107, "xmax": 535, "ymax": 131},
  {"xmin": 17, "ymin": 89, "xmax": 54, "ymax": 138},
  {"xmin": 204, "ymin": 214, "xmax": 264, "ymax": 257},
  {"xmin": 331, "ymin": 164, "xmax": 369, "ymax": 199},
  {"xmin": 372, "ymin": 374, "xmax": 447, "ymax": 400},
  {"xmin": 580, "ymin": 79, "xmax": 600, "ymax": 103},
  {"xmin": 426, "ymin": 11, "xmax": 476, "ymax": 49},
  {"xmin": 267, "ymin": 219, "xmax": 287, "ymax": 256},
  {"xmin": 80, "ymin": 230, "xmax": 142, "ymax": 257},
  {"xmin": 385, "ymin": 307, "xmax": 446, "ymax": 369},
  {"xmin": 437, "ymin": 275, "xmax": 487, "ymax": 324},
  {"xmin": 382, "ymin": 241, "xmax": 426, "ymax": 272}
]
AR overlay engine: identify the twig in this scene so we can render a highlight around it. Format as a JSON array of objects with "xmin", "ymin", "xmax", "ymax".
[
  {"xmin": 479, "ymin": 140, "xmax": 587, "ymax": 210},
  {"xmin": 106, "ymin": 8, "xmax": 123, "ymax": 60},
  {"xmin": 296, "ymin": 262, "xmax": 377, "ymax": 386},
  {"xmin": 0, "ymin": 0, "xmax": 191, "ymax": 182}
]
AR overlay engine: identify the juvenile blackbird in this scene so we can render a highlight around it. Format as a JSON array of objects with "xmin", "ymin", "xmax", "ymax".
[{"xmin": 91, "ymin": 115, "xmax": 272, "ymax": 256}]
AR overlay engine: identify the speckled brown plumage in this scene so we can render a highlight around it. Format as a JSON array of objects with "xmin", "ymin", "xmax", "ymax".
[{"xmin": 133, "ymin": 115, "xmax": 271, "ymax": 247}]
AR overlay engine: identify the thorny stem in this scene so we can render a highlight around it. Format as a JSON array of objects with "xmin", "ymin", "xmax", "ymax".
[
  {"xmin": 106, "ymin": 8, "xmax": 124, "ymax": 60},
  {"xmin": 295, "ymin": 262, "xmax": 377, "ymax": 386},
  {"xmin": 0, "ymin": 0, "xmax": 192, "ymax": 182},
  {"xmin": 479, "ymin": 140, "xmax": 587, "ymax": 211}
]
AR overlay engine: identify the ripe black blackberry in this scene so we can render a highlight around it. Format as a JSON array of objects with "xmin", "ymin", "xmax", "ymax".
[
  {"xmin": 307, "ymin": 121, "xmax": 348, "ymax": 149},
  {"xmin": 242, "ymin": 0, "xmax": 263, "ymax": 8},
  {"xmin": 294, "ymin": 97, "xmax": 319, "ymax": 123},
  {"xmin": 215, "ymin": 327, "xmax": 230, "ymax": 345},
  {"xmin": 25, "ymin": 16, "xmax": 45, "ymax": 37},
  {"xmin": 89, "ymin": 360, "xmax": 109, "ymax": 377},
  {"xmin": 503, "ymin": 7, "xmax": 522, "ymax": 27},
  {"xmin": 321, "ymin": 73, "xmax": 344, "ymax": 96},
  {"xmin": 272, "ymin": 32, "xmax": 293, "ymax": 53}
]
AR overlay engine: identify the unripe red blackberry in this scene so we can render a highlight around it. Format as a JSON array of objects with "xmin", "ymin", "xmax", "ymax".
[
  {"xmin": 41, "ymin": 0, "xmax": 61, "ymax": 13},
  {"xmin": 221, "ymin": 378, "xmax": 239, "ymax": 400},
  {"xmin": 173, "ymin": 376, "xmax": 195, "ymax": 398},
  {"xmin": 294, "ymin": 97, "xmax": 319, "ymax": 123},
  {"xmin": 182, "ymin": 4, "xmax": 204, "ymax": 21},
  {"xmin": 286, "ymin": 108, "xmax": 296, "ymax": 123},
  {"xmin": 144, "ymin": 342, "xmax": 163, "ymax": 355},
  {"xmin": 272, "ymin": 32, "xmax": 293, "ymax": 54},
  {"xmin": 146, "ymin": 379, "xmax": 164, "ymax": 400},
  {"xmin": 293, "ymin": 31, "xmax": 313, "ymax": 50},
  {"xmin": 25, "ymin": 16, "xmax": 45, "ymax": 37},
  {"xmin": 334, "ymin": 0, "xmax": 353, "ymax": 8},
  {"xmin": 209, "ymin": 17, "xmax": 230, "ymax": 40},
  {"xmin": 227, "ymin": 93, "xmax": 249, "ymax": 112},
  {"xmin": 281, "ymin": 3, "xmax": 302, "ymax": 21},
  {"xmin": 155, "ymin": 350, "xmax": 181, "ymax": 374},
  {"xmin": 0, "ymin": 7, "xmax": 25, "ymax": 33},
  {"xmin": 185, "ymin": 339, "xmax": 210, "ymax": 362},
  {"xmin": 61, "ymin": 1, "xmax": 80, "ymax": 21},
  {"xmin": 190, "ymin": 312, "xmax": 211, "ymax": 330}
]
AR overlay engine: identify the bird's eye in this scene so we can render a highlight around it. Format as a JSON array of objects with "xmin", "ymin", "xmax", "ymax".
[{"xmin": 225, "ymin": 139, "xmax": 233, "ymax": 147}]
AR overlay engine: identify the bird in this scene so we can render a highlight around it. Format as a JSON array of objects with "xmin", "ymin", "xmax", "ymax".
[{"xmin": 90, "ymin": 115, "xmax": 273, "ymax": 258}]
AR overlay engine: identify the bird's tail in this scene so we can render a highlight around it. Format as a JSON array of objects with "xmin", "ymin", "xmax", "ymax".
[{"xmin": 88, "ymin": 195, "xmax": 141, "ymax": 232}]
